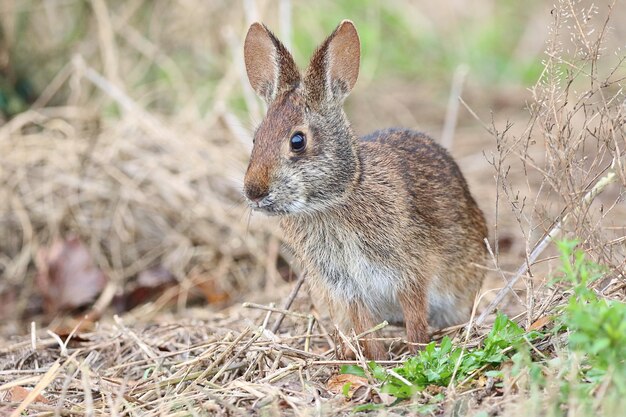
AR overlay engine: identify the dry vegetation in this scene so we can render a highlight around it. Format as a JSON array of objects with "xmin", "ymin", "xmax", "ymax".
[{"xmin": 1, "ymin": 0, "xmax": 625, "ymax": 416}]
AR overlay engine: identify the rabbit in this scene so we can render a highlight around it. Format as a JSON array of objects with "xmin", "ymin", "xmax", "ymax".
[{"xmin": 242, "ymin": 20, "xmax": 488, "ymax": 359}]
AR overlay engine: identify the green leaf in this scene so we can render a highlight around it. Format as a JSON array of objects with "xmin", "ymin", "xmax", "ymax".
[
  {"xmin": 590, "ymin": 338, "xmax": 611, "ymax": 355},
  {"xmin": 340, "ymin": 365, "xmax": 365, "ymax": 377},
  {"xmin": 342, "ymin": 382, "xmax": 352, "ymax": 398},
  {"xmin": 368, "ymin": 361, "xmax": 388, "ymax": 381},
  {"xmin": 484, "ymin": 370, "xmax": 503, "ymax": 378}
]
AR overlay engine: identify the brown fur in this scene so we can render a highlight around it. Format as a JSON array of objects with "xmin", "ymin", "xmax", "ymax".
[{"xmin": 243, "ymin": 21, "xmax": 487, "ymax": 359}]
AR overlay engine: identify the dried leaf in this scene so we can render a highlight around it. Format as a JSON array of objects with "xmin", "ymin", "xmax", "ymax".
[
  {"xmin": 326, "ymin": 374, "xmax": 368, "ymax": 398},
  {"xmin": 530, "ymin": 315, "xmax": 552, "ymax": 330},
  {"xmin": 36, "ymin": 236, "xmax": 108, "ymax": 312},
  {"xmin": 50, "ymin": 315, "xmax": 97, "ymax": 342},
  {"xmin": 9, "ymin": 386, "xmax": 49, "ymax": 404},
  {"xmin": 376, "ymin": 392, "xmax": 396, "ymax": 406},
  {"xmin": 123, "ymin": 265, "xmax": 177, "ymax": 309},
  {"xmin": 193, "ymin": 273, "xmax": 230, "ymax": 304},
  {"xmin": 474, "ymin": 374, "xmax": 488, "ymax": 388}
]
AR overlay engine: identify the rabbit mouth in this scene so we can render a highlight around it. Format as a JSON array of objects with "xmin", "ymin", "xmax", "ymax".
[
  {"xmin": 248, "ymin": 196, "xmax": 284, "ymax": 216},
  {"xmin": 251, "ymin": 204, "xmax": 290, "ymax": 216},
  {"xmin": 248, "ymin": 195, "xmax": 306, "ymax": 216}
]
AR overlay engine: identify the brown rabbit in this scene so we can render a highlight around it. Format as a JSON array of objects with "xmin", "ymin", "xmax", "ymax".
[{"xmin": 243, "ymin": 20, "xmax": 487, "ymax": 359}]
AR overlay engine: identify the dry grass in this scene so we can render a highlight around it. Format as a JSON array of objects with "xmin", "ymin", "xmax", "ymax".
[
  {"xmin": 1, "ymin": 0, "xmax": 625, "ymax": 415},
  {"xmin": 0, "ymin": 1, "xmax": 283, "ymax": 331},
  {"xmin": 1, "ymin": 290, "xmax": 504, "ymax": 416}
]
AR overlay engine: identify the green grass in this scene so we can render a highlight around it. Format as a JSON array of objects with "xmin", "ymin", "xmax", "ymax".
[
  {"xmin": 555, "ymin": 240, "xmax": 626, "ymax": 390},
  {"xmin": 507, "ymin": 240, "xmax": 626, "ymax": 416}
]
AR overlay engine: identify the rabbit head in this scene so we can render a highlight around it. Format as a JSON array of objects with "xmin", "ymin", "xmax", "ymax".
[{"xmin": 243, "ymin": 21, "xmax": 361, "ymax": 215}]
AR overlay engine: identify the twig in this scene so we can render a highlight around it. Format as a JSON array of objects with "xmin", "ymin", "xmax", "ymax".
[
  {"xmin": 448, "ymin": 286, "xmax": 481, "ymax": 389},
  {"xmin": 113, "ymin": 315, "xmax": 158, "ymax": 359},
  {"xmin": 355, "ymin": 321, "xmax": 389, "ymax": 339},
  {"xmin": 73, "ymin": 55, "xmax": 173, "ymax": 140},
  {"xmin": 2, "ymin": 402, "xmax": 83, "ymax": 417},
  {"xmin": 270, "ymin": 273, "xmax": 307, "ymax": 333},
  {"xmin": 268, "ymin": 351, "xmax": 284, "ymax": 376},
  {"xmin": 304, "ymin": 315, "xmax": 315, "ymax": 353},
  {"xmin": 387, "ymin": 369, "xmax": 413, "ymax": 387},
  {"xmin": 259, "ymin": 363, "xmax": 299, "ymax": 383},
  {"xmin": 242, "ymin": 351, "xmax": 265, "ymax": 381},
  {"xmin": 9, "ymin": 351, "xmax": 79, "ymax": 417},
  {"xmin": 209, "ymin": 307, "xmax": 274, "ymax": 383},
  {"xmin": 483, "ymin": 238, "xmax": 524, "ymax": 306},
  {"xmin": 181, "ymin": 328, "xmax": 251, "ymax": 392},
  {"xmin": 303, "ymin": 359, "xmax": 404, "ymax": 366},
  {"xmin": 90, "ymin": 0, "xmax": 121, "ymax": 87},
  {"xmin": 130, "ymin": 364, "xmax": 245, "ymax": 395},
  {"xmin": 476, "ymin": 170, "xmax": 618, "ymax": 325},
  {"xmin": 242, "ymin": 302, "xmax": 310, "ymax": 320}
]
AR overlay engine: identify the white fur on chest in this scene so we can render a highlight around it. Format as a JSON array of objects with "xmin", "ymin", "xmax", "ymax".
[{"xmin": 300, "ymin": 226, "xmax": 404, "ymax": 323}]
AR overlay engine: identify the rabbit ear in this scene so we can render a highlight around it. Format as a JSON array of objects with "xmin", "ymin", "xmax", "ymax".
[
  {"xmin": 305, "ymin": 20, "xmax": 360, "ymax": 105},
  {"xmin": 244, "ymin": 23, "xmax": 301, "ymax": 103}
]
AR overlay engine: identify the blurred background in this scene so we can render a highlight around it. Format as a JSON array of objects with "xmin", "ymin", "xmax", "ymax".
[{"xmin": 1, "ymin": 0, "xmax": 624, "ymax": 337}]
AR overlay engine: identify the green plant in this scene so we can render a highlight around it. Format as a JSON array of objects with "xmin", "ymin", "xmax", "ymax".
[
  {"xmin": 342, "ymin": 313, "xmax": 539, "ymax": 400},
  {"xmin": 555, "ymin": 240, "xmax": 626, "ymax": 388},
  {"xmin": 502, "ymin": 240, "xmax": 626, "ymax": 415}
]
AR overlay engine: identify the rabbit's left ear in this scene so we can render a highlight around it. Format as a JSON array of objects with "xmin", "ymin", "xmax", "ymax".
[
  {"xmin": 305, "ymin": 20, "xmax": 360, "ymax": 105},
  {"xmin": 244, "ymin": 23, "xmax": 301, "ymax": 103}
]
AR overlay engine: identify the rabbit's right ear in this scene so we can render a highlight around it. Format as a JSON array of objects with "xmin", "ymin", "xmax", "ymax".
[
  {"xmin": 244, "ymin": 23, "xmax": 300, "ymax": 103},
  {"xmin": 305, "ymin": 20, "xmax": 360, "ymax": 106}
]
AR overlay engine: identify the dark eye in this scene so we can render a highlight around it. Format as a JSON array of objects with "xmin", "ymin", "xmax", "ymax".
[{"xmin": 289, "ymin": 132, "xmax": 307, "ymax": 153}]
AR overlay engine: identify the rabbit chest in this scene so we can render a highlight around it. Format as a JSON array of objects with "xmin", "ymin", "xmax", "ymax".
[{"xmin": 284, "ymin": 218, "xmax": 406, "ymax": 322}]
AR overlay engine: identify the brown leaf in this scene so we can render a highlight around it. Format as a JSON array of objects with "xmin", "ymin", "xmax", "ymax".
[
  {"xmin": 9, "ymin": 386, "xmax": 49, "ymax": 404},
  {"xmin": 122, "ymin": 265, "xmax": 177, "ymax": 309},
  {"xmin": 192, "ymin": 273, "xmax": 230, "ymax": 304},
  {"xmin": 50, "ymin": 315, "xmax": 97, "ymax": 342},
  {"xmin": 424, "ymin": 385, "xmax": 446, "ymax": 395},
  {"xmin": 326, "ymin": 374, "xmax": 368, "ymax": 398},
  {"xmin": 36, "ymin": 236, "xmax": 108, "ymax": 313},
  {"xmin": 376, "ymin": 392, "xmax": 396, "ymax": 406},
  {"xmin": 351, "ymin": 385, "xmax": 374, "ymax": 403},
  {"xmin": 530, "ymin": 315, "xmax": 552, "ymax": 331},
  {"xmin": 474, "ymin": 374, "xmax": 488, "ymax": 388}
]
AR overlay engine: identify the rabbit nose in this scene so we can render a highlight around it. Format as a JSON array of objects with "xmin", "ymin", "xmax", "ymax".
[{"xmin": 245, "ymin": 183, "xmax": 269, "ymax": 202}]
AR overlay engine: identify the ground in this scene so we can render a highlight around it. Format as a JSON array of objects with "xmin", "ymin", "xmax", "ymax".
[{"xmin": 1, "ymin": 1, "xmax": 625, "ymax": 416}]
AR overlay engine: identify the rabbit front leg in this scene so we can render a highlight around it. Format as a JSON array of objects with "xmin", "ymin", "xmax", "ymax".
[
  {"xmin": 398, "ymin": 279, "xmax": 430, "ymax": 353},
  {"xmin": 346, "ymin": 300, "xmax": 387, "ymax": 359},
  {"xmin": 350, "ymin": 301, "xmax": 388, "ymax": 360},
  {"xmin": 328, "ymin": 296, "xmax": 387, "ymax": 359}
]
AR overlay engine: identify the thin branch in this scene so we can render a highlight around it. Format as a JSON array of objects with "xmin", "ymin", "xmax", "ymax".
[
  {"xmin": 271, "ymin": 273, "xmax": 307, "ymax": 333},
  {"xmin": 477, "ymin": 170, "xmax": 618, "ymax": 325}
]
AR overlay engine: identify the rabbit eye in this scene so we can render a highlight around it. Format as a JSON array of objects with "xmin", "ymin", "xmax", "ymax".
[{"xmin": 289, "ymin": 132, "xmax": 307, "ymax": 153}]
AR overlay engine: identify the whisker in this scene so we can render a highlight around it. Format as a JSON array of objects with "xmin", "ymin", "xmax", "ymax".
[
  {"xmin": 246, "ymin": 209, "xmax": 253, "ymax": 237},
  {"xmin": 227, "ymin": 193, "xmax": 247, "ymax": 213}
]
